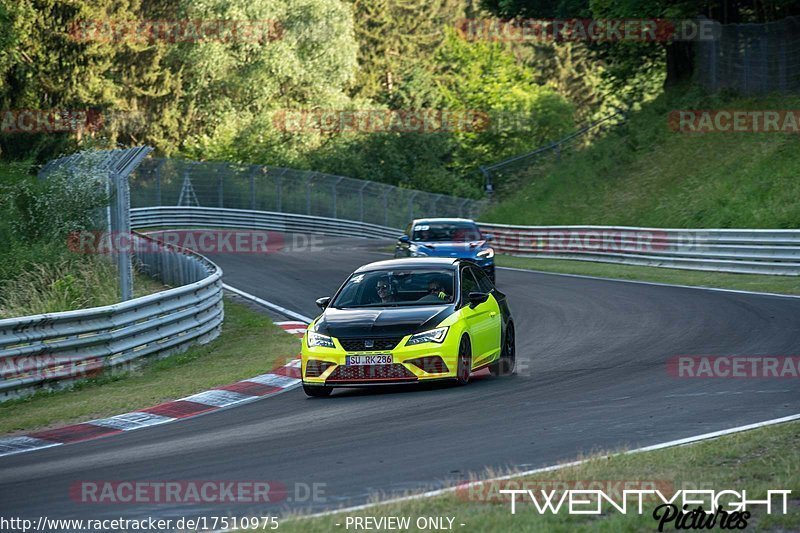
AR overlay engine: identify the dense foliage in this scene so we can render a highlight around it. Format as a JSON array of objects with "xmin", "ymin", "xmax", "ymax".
[{"xmin": 0, "ymin": 0, "xmax": 596, "ymax": 196}]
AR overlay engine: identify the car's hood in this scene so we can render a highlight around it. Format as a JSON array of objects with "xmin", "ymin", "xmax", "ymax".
[
  {"xmin": 316, "ymin": 305, "xmax": 454, "ymax": 338},
  {"xmin": 416, "ymin": 241, "xmax": 486, "ymax": 257}
]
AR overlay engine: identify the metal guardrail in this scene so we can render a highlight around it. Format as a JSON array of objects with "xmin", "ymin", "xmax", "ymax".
[
  {"xmin": 479, "ymin": 223, "xmax": 800, "ymax": 275},
  {"xmin": 131, "ymin": 206, "xmax": 402, "ymax": 240},
  {"xmin": 0, "ymin": 232, "xmax": 223, "ymax": 400},
  {"xmin": 131, "ymin": 207, "xmax": 800, "ymax": 276}
]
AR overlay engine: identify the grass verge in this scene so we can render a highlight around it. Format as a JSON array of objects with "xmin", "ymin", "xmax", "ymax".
[
  {"xmin": 281, "ymin": 421, "xmax": 800, "ymax": 532},
  {"xmin": 496, "ymin": 255, "xmax": 800, "ymax": 296},
  {"xmin": 0, "ymin": 298, "xmax": 300, "ymax": 436},
  {"xmin": 482, "ymin": 88, "xmax": 800, "ymax": 229}
]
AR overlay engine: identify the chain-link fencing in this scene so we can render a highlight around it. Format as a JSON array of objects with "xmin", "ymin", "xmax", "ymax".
[
  {"xmin": 131, "ymin": 159, "xmax": 487, "ymax": 229},
  {"xmin": 694, "ymin": 16, "xmax": 800, "ymax": 94}
]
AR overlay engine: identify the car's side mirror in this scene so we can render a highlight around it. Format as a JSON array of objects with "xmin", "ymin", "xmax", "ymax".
[
  {"xmin": 483, "ymin": 233, "xmax": 494, "ymax": 242},
  {"xmin": 398, "ymin": 235, "xmax": 410, "ymax": 244},
  {"xmin": 315, "ymin": 297, "xmax": 331, "ymax": 310},
  {"xmin": 468, "ymin": 291, "xmax": 489, "ymax": 307}
]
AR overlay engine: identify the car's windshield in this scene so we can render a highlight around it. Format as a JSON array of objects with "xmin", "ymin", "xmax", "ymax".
[
  {"xmin": 412, "ymin": 222, "xmax": 481, "ymax": 242},
  {"xmin": 331, "ymin": 269, "xmax": 455, "ymax": 308}
]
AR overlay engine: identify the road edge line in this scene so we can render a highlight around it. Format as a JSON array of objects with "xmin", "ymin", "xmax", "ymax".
[{"xmin": 497, "ymin": 265, "xmax": 800, "ymax": 299}]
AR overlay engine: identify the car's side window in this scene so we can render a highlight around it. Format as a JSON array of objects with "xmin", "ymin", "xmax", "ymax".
[
  {"xmin": 473, "ymin": 267, "xmax": 494, "ymax": 293},
  {"xmin": 460, "ymin": 267, "xmax": 480, "ymax": 303}
]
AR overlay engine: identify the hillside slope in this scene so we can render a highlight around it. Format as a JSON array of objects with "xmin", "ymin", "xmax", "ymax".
[{"xmin": 481, "ymin": 88, "xmax": 800, "ymax": 229}]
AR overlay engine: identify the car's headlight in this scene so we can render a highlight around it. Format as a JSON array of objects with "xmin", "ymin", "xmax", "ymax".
[
  {"xmin": 477, "ymin": 247, "xmax": 494, "ymax": 259},
  {"xmin": 307, "ymin": 331, "xmax": 335, "ymax": 348},
  {"xmin": 406, "ymin": 327, "xmax": 449, "ymax": 346}
]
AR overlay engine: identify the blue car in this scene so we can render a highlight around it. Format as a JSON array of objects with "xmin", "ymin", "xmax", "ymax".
[{"xmin": 394, "ymin": 218, "xmax": 496, "ymax": 283}]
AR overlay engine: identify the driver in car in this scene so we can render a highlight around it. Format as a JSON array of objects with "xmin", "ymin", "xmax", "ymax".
[
  {"xmin": 374, "ymin": 276, "xmax": 396, "ymax": 304},
  {"xmin": 417, "ymin": 278, "xmax": 450, "ymax": 303}
]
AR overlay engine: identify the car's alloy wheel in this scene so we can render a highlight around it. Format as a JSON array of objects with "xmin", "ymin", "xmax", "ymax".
[
  {"xmin": 456, "ymin": 336, "xmax": 472, "ymax": 385},
  {"xmin": 490, "ymin": 323, "xmax": 516, "ymax": 376},
  {"xmin": 303, "ymin": 383, "xmax": 333, "ymax": 397}
]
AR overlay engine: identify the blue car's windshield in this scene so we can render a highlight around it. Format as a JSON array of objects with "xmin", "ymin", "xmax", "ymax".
[
  {"xmin": 412, "ymin": 222, "xmax": 481, "ymax": 242},
  {"xmin": 332, "ymin": 269, "xmax": 455, "ymax": 308}
]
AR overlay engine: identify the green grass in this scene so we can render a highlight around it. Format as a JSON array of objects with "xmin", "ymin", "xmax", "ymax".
[
  {"xmin": 496, "ymin": 255, "xmax": 800, "ymax": 295},
  {"xmin": 0, "ymin": 257, "xmax": 166, "ymax": 318},
  {"xmin": 0, "ymin": 161, "xmax": 167, "ymax": 317},
  {"xmin": 0, "ymin": 299, "xmax": 300, "ymax": 435},
  {"xmin": 281, "ymin": 421, "xmax": 800, "ymax": 532},
  {"xmin": 482, "ymin": 87, "xmax": 800, "ymax": 229}
]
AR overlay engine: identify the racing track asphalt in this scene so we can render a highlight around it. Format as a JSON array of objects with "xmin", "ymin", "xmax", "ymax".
[{"xmin": 1, "ymin": 234, "xmax": 798, "ymax": 524}]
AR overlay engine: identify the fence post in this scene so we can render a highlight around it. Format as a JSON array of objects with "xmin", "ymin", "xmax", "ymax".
[
  {"xmin": 333, "ymin": 177, "xmax": 343, "ymax": 218},
  {"xmin": 459, "ymin": 198, "xmax": 469, "ymax": 218},
  {"xmin": 155, "ymin": 160, "xmax": 163, "ymax": 206},
  {"xmin": 480, "ymin": 166, "xmax": 493, "ymax": 195},
  {"xmin": 275, "ymin": 168, "xmax": 285, "ymax": 212},
  {"xmin": 778, "ymin": 22, "xmax": 787, "ymax": 93},
  {"xmin": 217, "ymin": 166, "xmax": 224, "ymax": 207},
  {"xmin": 433, "ymin": 195, "xmax": 441, "ymax": 217},
  {"xmin": 408, "ymin": 192, "xmax": 418, "ymax": 221},
  {"xmin": 110, "ymin": 170, "xmax": 133, "ymax": 301},
  {"xmin": 306, "ymin": 172, "xmax": 315, "ymax": 215},
  {"xmin": 383, "ymin": 188, "xmax": 390, "ymax": 226},
  {"xmin": 249, "ymin": 166, "xmax": 257, "ymax": 210},
  {"xmin": 359, "ymin": 182, "xmax": 368, "ymax": 222}
]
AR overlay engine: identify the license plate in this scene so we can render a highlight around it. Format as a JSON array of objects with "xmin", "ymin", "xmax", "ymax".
[{"xmin": 346, "ymin": 354, "xmax": 393, "ymax": 366}]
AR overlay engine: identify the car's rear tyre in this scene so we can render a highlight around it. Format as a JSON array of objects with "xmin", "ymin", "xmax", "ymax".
[
  {"xmin": 303, "ymin": 383, "xmax": 333, "ymax": 397},
  {"xmin": 490, "ymin": 323, "xmax": 516, "ymax": 376},
  {"xmin": 456, "ymin": 336, "xmax": 472, "ymax": 385}
]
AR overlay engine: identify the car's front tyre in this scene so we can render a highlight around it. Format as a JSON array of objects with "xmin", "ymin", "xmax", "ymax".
[
  {"xmin": 303, "ymin": 383, "xmax": 333, "ymax": 397},
  {"xmin": 455, "ymin": 336, "xmax": 472, "ymax": 385}
]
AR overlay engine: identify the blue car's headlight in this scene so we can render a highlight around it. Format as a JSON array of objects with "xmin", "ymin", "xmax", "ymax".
[
  {"xmin": 477, "ymin": 247, "xmax": 494, "ymax": 259},
  {"xmin": 307, "ymin": 331, "xmax": 335, "ymax": 348},
  {"xmin": 406, "ymin": 327, "xmax": 449, "ymax": 346}
]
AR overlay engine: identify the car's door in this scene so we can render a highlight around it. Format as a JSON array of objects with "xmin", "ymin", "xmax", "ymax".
[
  {"xmin": 459, "ymin": 266, "xmax": 501, "ymax": 366},
  {"xmin": 473, "ymin": 266, "xmax": 503, "ymax": 358}
]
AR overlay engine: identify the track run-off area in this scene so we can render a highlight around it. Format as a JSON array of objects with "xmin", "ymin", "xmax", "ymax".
[{"xmin": 1, "ymin": 233, "xmax": 798, "ymax": 523}]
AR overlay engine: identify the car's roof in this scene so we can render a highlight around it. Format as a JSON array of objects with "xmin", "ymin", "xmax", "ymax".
[
  {"xmin": 355, "ymin": 258, "xmax": 460, "ymax": 273},
  {"xmin": 412, "ymin": 218, "xmax": 476, "ymax": 225}
]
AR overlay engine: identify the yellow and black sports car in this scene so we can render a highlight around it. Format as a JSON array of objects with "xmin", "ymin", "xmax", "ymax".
[{"xmin": 301, "ymin": 258, "xmax": 515, "ymax": 397}]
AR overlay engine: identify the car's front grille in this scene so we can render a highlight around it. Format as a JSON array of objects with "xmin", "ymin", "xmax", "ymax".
[
  {"xmin": 327, "ymin": 364, "xmax": 417, "ymax": 382},
  {"xmin": 338, "ymin": 337, "xmax": 403, "ymax": 352}
]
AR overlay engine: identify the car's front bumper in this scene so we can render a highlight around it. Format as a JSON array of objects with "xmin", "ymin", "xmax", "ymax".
[{"xmin": 301, "ymin": 333, "xmax": 461, "ymax": 387}]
